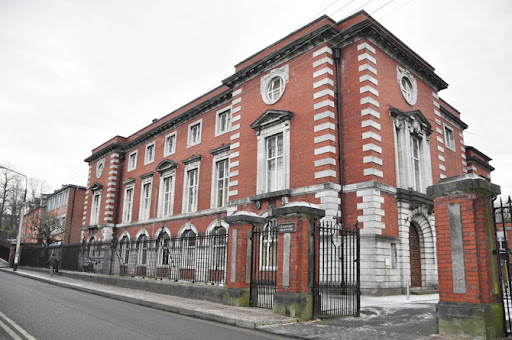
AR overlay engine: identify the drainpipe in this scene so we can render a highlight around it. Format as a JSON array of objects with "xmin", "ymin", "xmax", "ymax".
[{"xmin": 332, "ymin": 48, "xmax": 344, "ymax": 223}]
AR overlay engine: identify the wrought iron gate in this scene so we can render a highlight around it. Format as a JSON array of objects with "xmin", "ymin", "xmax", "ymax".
[
  {"xmin": 250, "ymin": 219, "xmax": 278, "ymax": 309},
  {"xmin": 313, "ymin": 218, "xmax": 360, "ymax": 317},
  {"xmin": 494, "ymin": 196, "xmax": 512, "ymax": 335}
]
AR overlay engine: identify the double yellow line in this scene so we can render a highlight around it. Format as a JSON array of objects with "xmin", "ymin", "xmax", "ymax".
[{"xmin": 0, "ymin": 311, "xmax": 35, "ymax": 340}]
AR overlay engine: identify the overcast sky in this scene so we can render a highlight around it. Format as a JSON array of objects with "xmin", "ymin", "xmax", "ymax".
[{"xmin": 1, "ymin": 0, "xmax": 511, "ymax": 198}]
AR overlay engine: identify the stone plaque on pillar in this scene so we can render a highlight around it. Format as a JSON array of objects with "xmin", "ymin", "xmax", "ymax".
[{"xmin": 448, "ymin": 203, "xmax": 466, "ymax": 294}]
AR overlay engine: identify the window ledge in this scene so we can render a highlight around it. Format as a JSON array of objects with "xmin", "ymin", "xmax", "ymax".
[{"xmin": 249, "ymin": 189, "xmax": 291, "ymax": 202}]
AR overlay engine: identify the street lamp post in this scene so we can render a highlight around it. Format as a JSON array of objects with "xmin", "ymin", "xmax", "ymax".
[{"xmin": 0, "ymin": 166, "xmax": 28, "ymax": 271}]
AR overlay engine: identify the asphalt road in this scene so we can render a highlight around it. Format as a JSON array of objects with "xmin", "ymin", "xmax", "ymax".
[{"xmin": 0, "ymin": 271, "xmax": 289, "ymax": 340}]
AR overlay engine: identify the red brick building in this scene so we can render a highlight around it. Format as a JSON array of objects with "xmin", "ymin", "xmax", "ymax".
[
  {"xmin": 23, "ymin": 185, "xmax": 86, "ymax": 244},
  {"xmin": 81, "ymin": 11, "xmax": 494, "ymax": 295}
]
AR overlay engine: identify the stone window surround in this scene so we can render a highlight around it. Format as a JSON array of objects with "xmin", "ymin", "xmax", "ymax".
[
  {"xmin": 138, "ymin": 174, "xmax": 154, "ymax": 221},
  {"xmin": 158, "ymin": 167, "xmax": 176, "ymax": 218},
  {"xmin": 215, "ymin": 106, "xmax": 232, "ymax": 137},
  {"xmin": 144, "ymin": 141, "xmax": 156, "ymax": 165},
  {"xmin": 251, "ymin": 110, "xmax": 293, "ymax": 196},
  {"xmin": 187, "ymin": 119, "xmax": 203, "ymax": 148},
  {"xmin": 397, "ymin": 65, "xmax": 418, "ymax": 106},
  {"xmin": 391, "ymin": 107, "xmax": 433, "ymax": 194},
  {"xmin": 260, "ymin": 64, "xmax": 289, "ymax": 105},
  {"xmin": 210, "ymin": 145, "xmax": 230, "ymax": 209},
  {"xmin": 128, "ymin": 150, "xmax": 138, "ymax": 172},
  {"xmin": 443, "ymin": 124, "xmax": 456, "ymax": 151},
  {"xmin": 164, "ymin": 131, "xmax": 177, "ymax": 157},
  {"xmin": 182, "ymin": 155, "xmax": 202, "ymax": 213},
  {"xmin": 122, "ymin": 181, "xmax": 135, "ymax": 223}
]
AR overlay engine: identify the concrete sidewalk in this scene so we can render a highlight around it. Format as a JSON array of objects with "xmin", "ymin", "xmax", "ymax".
[{"xmin": 0, "ymin": 264, "xmax": 477, "ymax": 339}]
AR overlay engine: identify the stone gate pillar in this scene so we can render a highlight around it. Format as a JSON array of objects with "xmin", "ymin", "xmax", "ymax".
[
  {"xmin": 224, "ymin": 211, "xmax": 264, "ymax": 307},
  {"xmin": 272, "ymin": 203, "xmax": 325, "ymax": 320},
  {"xmin": 427, "ymin": 174, "xmax": 504, "ymax": 339}
]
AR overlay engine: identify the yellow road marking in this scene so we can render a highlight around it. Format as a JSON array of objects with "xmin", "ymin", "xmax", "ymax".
[
  {"xmin": 0, "ymin": 319, "xmax": 23, "ymax": 340},
  {"xmin": 0, "ymin": 311, "xmax": 36, "ymax": 340}
]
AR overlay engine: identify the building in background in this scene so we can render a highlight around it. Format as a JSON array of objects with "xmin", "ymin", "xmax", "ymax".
[
  {"xmin": 23, "ymin": 185, "xmax": 86, "ymax": 244},
  {"xmin": 80, "ymin": 11, "xmax": 494, "ymax": 295}
]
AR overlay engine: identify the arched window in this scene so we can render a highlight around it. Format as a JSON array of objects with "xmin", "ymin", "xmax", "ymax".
[
  {"xmin": 87, "ymin": 236, "xmax": 97, "ymax": 259},
  {"xmin": 181, "ymin": 229, "xmax": 196, "ymax": 268},
  {"xmin": 137, "ymin": 234, "xmax": 149, "ymax": 265},
  {"xmin": 261, "ymin": 224, "xmax": 277, "ymax": 270},
  {"xmin": 211, "ymin": 226, "xmax": 227, "ymax": 270},
  {"xmin": 157, "ymin": 232, "xmax": 171, "ymax": 266},
  {"xmin": 120, "ymin": 235, "xmax": 130, "ymax": 265}
]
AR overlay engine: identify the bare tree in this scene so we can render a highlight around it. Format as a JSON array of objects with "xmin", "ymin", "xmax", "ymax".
[
  {"xmin": 27, "ymin": 177, "xmax": 50, "ymax": 206},
  {"xmin": 24, "ymin": 210, "xmax": 65, "ymax": 245},
  {"xmin": 0, "ymin": 163, "xmax": 23, "ymax": 241}
]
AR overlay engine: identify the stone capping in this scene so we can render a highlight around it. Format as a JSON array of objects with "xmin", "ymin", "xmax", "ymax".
[
  {"xmin": 275, "ymin": 202, "xmax": 325, "ymax": 218},
  {"xmin": 427, "ymin": 174, "xmax": 501, "ymax": 199},
  {"xmin": 225, "ymin": 212, "xmax": 265, "ymax": 225},
  {"xmin": 248, "ymin": 189, "xmax": 292, "ymax": 202}
]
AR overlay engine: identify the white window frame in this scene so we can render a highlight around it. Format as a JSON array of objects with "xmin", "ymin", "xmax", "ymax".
[
  {"xmin": 215, "ymin": 108, "xmax": 231, "ymax": 137},
  {"xmin": 256, "ymin": 122, "xmax": 291, "ymax": 195},
  {"xmin": 155, "ymin": 228, "xmax": 171, "ymax": 267},
  {"xmin": 144, "ymin": 142, "xmax": 156, "ymax": 165},
  {"xmin": 260, "ymin": 65, "xmax": 289, "ymax": 105},
  {"xmin": 210, "ymin": 149, "xmax": 230, "ymax": 209},
  {"xmin": 410, "ymin": 136, "xmax": 422, "ymax": 192},
  {"xmin": 139, "ymin": 177, "xmax": 153, "ymax": 221},
  {"xmin": 136, "ymin": 233, "xmax": 149, "ymax": 266},
  {"xmin": 122, "ymin": 183, "xmax": 135, "ymax": 223},
  {"xmin": 392, "ymin": 110, "xmax": 433, "ymax": 194},
  {"xmin": 182, "ymin": 160, "xmax": 201, "ymax": 213},
  {"xmin": 158, "ymin": 169, "xmax": 176, "ymax": 218},
  {"xmin": 260, "ymin": 225, "xmax": 277, "ymax": 271},
  {"xmin": 164, "ymin": 132, "xmax": 177, "ymax": 156},
  {"xmin": 128, "ymin": 151, "xmax": 138, "ymax": 172},
  {"xmin": 187, "ymin": 119, "xmax": 202, "ymax": 147},
  {"xmin": 444, "ymin": 124, "xmax": 455, "ymax": 151},
  {"xmin": 90, "ymin": 190, "xmax": 101, "ymax": 225}
]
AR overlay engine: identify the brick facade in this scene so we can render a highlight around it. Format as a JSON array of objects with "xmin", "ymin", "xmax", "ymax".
[{"xmin": 81, "ymin": 11, "xmax": 494, "ymax": 295}]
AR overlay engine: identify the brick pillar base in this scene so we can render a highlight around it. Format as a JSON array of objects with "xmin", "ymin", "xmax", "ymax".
[
  {"xmin": 428, "ymin": 174, "xmax": 504, "ymax": 339},
  {"xmin": 272, "ymin": 203, "xmax": 325, "ymax": 320},
  {"xmin": 224, "ymin": 212, "xmax": 265, "ymax": 307}
]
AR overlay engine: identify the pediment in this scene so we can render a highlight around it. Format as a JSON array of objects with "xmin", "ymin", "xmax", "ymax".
[
  {"xmin": 155, "ymin": 159, "xmax": 178, "ymax": 173},
  {"xmin": 89, "ymin": 182, "xmax": 103, "ymax": 191},
  {"xmin": 389, "ymin": 106, "xmax": 432, "ymax": 135},
  {"xmin": 250, "ymin": 109, "xmax": 294, "ymax": 134}
]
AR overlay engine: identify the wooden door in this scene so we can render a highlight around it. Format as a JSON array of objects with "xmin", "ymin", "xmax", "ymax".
[{"xmin": 409, "ymin": 225, "xmax": 422, "ymax": 287}]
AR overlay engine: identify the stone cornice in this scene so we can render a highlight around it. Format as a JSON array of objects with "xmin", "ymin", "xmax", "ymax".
[
  {"xmin": 84, "ymin": 142, "xmax": 125, "ymax": 163},
  {"xmin": 84, "ymin": 89, "xmax": 232, "ymax": 164},
  {"xmin": 467, "ymin": 156, "xmax": 495, "ymax": 172},
  {"xmin": 223, "ymin": 24, "xmax": 339, "ymax": 88},
  {"xmin": 440, "ymin": 106, "xmax": 468, "ymax": 130},
  {"xmin": 344, "ymin": 19, "xmax": 448, "ymax": 92}
]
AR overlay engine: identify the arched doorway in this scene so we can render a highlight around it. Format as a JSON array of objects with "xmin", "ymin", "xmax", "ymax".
[{"xmin": 409, "ymin": 223, "xmax": 422, "ymax": 287}]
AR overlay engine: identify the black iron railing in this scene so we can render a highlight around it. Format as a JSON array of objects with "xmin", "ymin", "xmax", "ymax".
[{"xmin": 313, "ymin": 218, "xmax": 360, "ymax": 317}]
